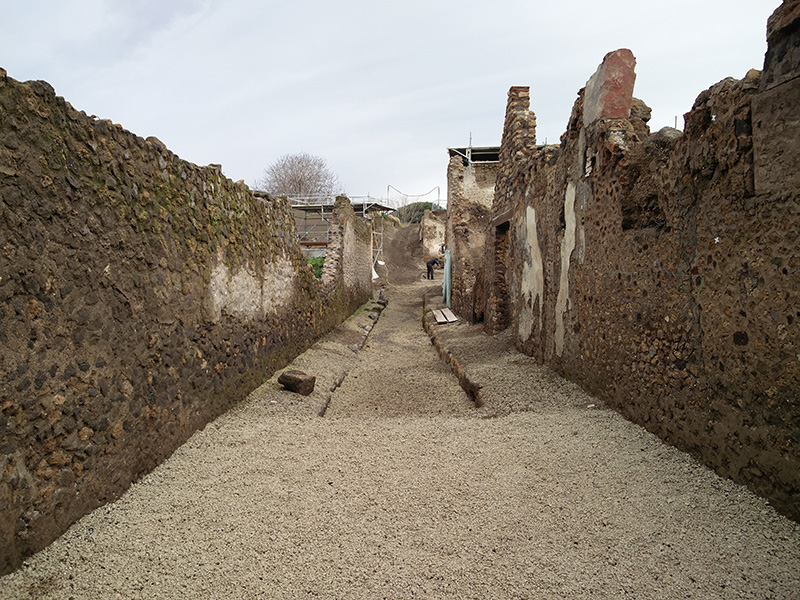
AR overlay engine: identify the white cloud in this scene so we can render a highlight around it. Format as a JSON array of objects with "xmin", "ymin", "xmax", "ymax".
[{"xmin": 0, "ymin": 0, "xmax": 782, "ymax": 198}]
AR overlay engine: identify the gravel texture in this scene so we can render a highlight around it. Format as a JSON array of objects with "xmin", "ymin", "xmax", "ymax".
[{"xmin": 2, "ymin": 226, "xmax": 799, "ymax": 599}]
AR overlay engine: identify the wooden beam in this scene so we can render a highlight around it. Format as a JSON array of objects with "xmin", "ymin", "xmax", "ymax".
[
  {"xmin": 492, "ymin": 209, "xmax": 513, "ymax": 227},
  {"xmin": 441, "ymin": 308, "xmax": 458, "ymax": 323}
]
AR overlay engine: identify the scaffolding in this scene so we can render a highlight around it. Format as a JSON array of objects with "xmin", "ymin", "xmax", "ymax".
[
  {"xmin": 447, "ymin": 144, "xmax": 500, "ymax": 176},
  {"xmin": 371, "ymin": 210, "xmax": 385, "ymax": 271},
  {"xmin": 289, "ymin": 195, "xmax": 393, "ymax": 262}
]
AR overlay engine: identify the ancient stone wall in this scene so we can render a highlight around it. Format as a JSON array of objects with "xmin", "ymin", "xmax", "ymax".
[
  {"xmin": 445, "ymin": 155, "xmax": 496, "ymax": 322},
  {"xmin": 336, "ymin": 196, "xmax": 373, "ymax": 303},
  {"xmin": 478, "ymin": 1, "xmax": 800, "ymax": 520},
  {"xmin": 0, "ymin": 70, "xmax": 372, "ymax": 573},
  {"xmin": 481, "ymin": 87, "xmax": 538, "ymax": 334}
]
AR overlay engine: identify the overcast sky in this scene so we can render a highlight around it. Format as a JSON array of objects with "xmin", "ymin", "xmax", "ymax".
[{"xmin": 1, "ymin": 1, "xmax": 781, "ymax": 206}]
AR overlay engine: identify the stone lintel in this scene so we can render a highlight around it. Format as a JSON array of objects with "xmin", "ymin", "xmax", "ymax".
[{"xmin": 492, "ymin": 209, "xmax": 514, "ymax": 227}]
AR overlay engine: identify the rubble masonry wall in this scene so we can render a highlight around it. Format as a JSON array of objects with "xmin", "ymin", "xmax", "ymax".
[
  {"xmin": 473, "ymin": 2, "xmax": 799, "ymax": 520},
  {"xmin": 0, "ymin": 70, "xmax": 372, "ymax": 573}
]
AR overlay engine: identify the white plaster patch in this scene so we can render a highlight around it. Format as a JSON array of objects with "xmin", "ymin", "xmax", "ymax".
[
  {"xmin": 555, "ymin": 182, "xmax": 577, "ymax": 356},
  {"xmin": 518, "ymin": 205, "xmax": 544, "ymax": 342},
  {"xmin": 209, "ymin": 256, "xmax": 295, "ymax": 321}
]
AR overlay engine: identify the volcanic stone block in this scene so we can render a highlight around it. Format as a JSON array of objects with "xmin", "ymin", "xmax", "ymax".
[{"xmin": 278, "ymin": 370, "xmax": 316, "ymax": 396}]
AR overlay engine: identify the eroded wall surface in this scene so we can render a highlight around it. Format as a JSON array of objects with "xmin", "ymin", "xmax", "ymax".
[
  {"xmin": 332, "ymin": 196, "xmax": 373, "ymax": 301},
  {"xmin": 0, "ymin": 71, "xmax": 372, "ymax": 573},
  {"xmin": 482, "ymin": 2, "xmax": 800, "ymax": 520},
  {"xmin": 445, "ymin": 156, "xmax": 497, "ymax": 322}
]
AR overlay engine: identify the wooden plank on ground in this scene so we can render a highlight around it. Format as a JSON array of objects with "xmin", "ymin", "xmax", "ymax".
[
  {"xmin": 432, "ymin": 309, "xmax": 447, "ymax": 324},
  {"xmin": 441, "ymin": 308, "xmax": 458, "ymax": 323}
]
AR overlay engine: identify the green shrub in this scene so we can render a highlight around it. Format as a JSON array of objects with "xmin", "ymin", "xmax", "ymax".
[{"xmin": 307, "ymin": 256, "xmax": 324, "ymax": 278}]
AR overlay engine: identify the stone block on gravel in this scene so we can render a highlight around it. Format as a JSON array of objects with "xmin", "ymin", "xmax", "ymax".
[{"xmin": 278, "ymin": 370, "xmax": 316, "ymax": 395}]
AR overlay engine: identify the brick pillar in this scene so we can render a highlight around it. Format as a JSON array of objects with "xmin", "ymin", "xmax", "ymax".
[{"xmin": 498, "ymin": 86, "xmax": 537, "ymax": 167}]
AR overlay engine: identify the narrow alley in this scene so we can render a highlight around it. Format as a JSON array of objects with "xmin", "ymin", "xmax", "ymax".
[{"xmin": 1, "ymin": 226, "xmax": 798, "ymax": 600}]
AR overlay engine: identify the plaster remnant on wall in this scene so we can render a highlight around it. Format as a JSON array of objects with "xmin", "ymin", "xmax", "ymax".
[
  {"xmin": 518, "ymin": 205, "xmax": 544, "ymax": 341},
  {"xmin": 583, "ymin": 48, "xmax": 637, "ymax": 127},
  {"xmin": 555, "ymin": 182, "xmax": 577, "ymax": 356},
  {"xmin": 575, "ymin": 182, "xmax": 587, "ymax": 264},
  {"xmin": 606, "ymin": 129, "xmax": 629, "ymax": 152},
  {"xmin": 209, "ymin": 257, "xmax": 295, "ymax": 321}
]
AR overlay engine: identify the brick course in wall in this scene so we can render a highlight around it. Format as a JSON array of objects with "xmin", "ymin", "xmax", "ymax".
[{"xmin": 0, "ymin": 70, "xmax": 372, "ymax": 573}]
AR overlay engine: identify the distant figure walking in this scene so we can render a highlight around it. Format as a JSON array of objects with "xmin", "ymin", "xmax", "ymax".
[{"xmin": 426, "ymin": 258, "xmax": 440, "ymax": 280}]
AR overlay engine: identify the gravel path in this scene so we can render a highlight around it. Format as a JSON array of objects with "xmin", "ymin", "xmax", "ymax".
[
  {"xmin": 324, "ymin": 286, "xmax": 472, "ymax": 419},
  {"xmin": 2, "ymin": 227, "xmax": 799, "ymax": 599}
]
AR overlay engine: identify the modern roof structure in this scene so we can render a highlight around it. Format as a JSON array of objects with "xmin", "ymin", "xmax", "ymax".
[
  {"xmin": 291, "ymin": 199, "xmax": 394, "ymax": 214},
  {"xmin": 447, "ymin": 145, "xmax": 500, "ymax": 165}
]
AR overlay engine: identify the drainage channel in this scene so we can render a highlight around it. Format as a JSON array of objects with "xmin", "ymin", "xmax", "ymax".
[
  {"xmin": 422, "ymin": 290, "xmax": 485, "ymax": 408},
  {"xmin": 318, "ymin": 298, "xmax": 387, "ymax": 417}
]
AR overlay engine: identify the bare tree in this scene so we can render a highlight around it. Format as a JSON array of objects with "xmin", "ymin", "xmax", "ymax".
[{"xmin": 255, "ymin": 152, "xmax": 341, "ymax": 197}]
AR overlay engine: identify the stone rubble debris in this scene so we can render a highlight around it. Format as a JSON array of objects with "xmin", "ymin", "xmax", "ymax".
[{"xmin": 277, "ymin": 370, "xmax": 316, "ymax": 396}]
